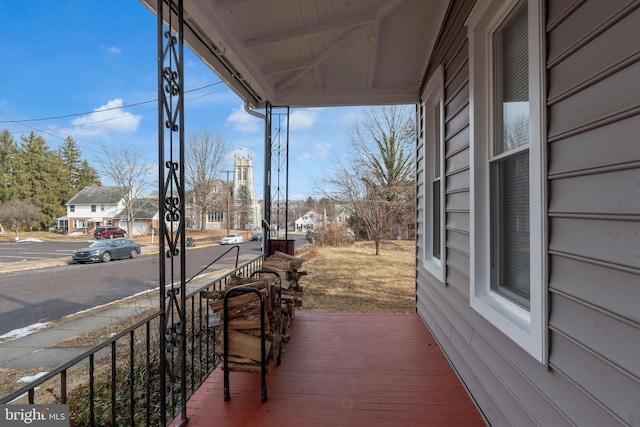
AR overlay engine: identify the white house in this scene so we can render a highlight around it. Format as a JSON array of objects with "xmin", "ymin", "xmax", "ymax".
[
  {"xmin": 294, "ymin": 210, "xmax": 321, "ymax": 232},
  {"xmin": 66, "ymin": 186, "xmax": 125, "ymax": 234},
  {"xmin": 66, "ymin": 186, "xmax": 158, "ymax": 236}
]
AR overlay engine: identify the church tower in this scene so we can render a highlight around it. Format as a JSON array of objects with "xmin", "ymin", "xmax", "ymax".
[{"xmin": 232, "ymin": 151, "xmax": 261, "ymax": 230}]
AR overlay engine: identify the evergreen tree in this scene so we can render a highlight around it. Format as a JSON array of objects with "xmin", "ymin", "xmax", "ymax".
[
  {"xmin": 58, "ymin": 136, "xmax": 101, "ymax": 202},
  {"xmin": 234, "ymin": 184, "xmax": 252, "ymax": 230},
  {"xmin": 14, "ymin": 132, "xmax": 66, "ymax": 229},
  {"xmin": 0, "ymin": 129, "xmax": 18, "ymax": 202},
  {"xmin": 76, "ymin": 159, "xmax": 101, "ymax": 189},
  {"xmin": 0, "ymin": 130, "xmax": 100, "ymax": 230}
]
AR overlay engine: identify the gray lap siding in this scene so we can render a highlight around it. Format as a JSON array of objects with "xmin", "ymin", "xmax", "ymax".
[{"xmin": 416, "ymin": 0, "xmax": 640, "ymax": 425}]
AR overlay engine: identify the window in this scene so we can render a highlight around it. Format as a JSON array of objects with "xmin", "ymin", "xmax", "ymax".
[
  {"xmin": 91, "ymin": 205, "xmax": 96, "ymax": 213},
  {"xmin": 207, "ymin": 212, "xmax": 224, "ymax": 223},
  {"xmin": 69, "ymin": 205, "xmax": 75, "ymax": 213},
  {"xmin": 468, "ymin": 0, "xmax": 546, "ymax": 362},
  {"xmin": 420, "ymin": 65, "xmax": 445, "ymax": 282},
  {"xmin": 73, "ymin": 220, "xmax": 90, "ymax": 229},
  {"xmin": 101, "ymin": 205, "xmax": 105, "ymax": 211}
]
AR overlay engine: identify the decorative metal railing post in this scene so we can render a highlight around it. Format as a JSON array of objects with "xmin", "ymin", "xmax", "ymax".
[
  {"xmin": 262, "ymin": 102, "xmax": 272, "ymax": 255},
  {"xmin": 270, "ymin": 107, "xmax": 290, "ymax": 240},
  {"xmin": 157, "ymin": 0, "xmax": 187, "ymax": 425}
]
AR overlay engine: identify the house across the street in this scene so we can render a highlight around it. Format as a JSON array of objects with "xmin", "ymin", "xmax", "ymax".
[{"xmin": 63, "ymin": 186, "xmax": 158, "ymax": 237}]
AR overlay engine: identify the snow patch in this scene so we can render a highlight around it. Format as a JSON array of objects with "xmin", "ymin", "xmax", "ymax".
[
  {"xmin": 0, "ymin": 322, "xmax": 50, "ymax": 341},
  {"xmin": 18, "ymin": 372, "xmax": 49, "ymax": 383}
]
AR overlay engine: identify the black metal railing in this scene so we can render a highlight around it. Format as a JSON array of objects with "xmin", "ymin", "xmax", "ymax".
[{"xmin": 0, "ymin": 255, "xmax": 263, "ymax": 426}]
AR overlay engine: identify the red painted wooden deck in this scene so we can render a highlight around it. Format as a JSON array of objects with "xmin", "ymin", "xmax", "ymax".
[{"xmin": 177, "ymin": 311, "xmax": 486, "ymax": 426}]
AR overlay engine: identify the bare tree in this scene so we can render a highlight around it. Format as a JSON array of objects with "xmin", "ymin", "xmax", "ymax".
[
  {"xmin": 97, "ymin": 148, "xmax": 154, "ymax": 236},
  {"xmin": 323, "ymin": 105, "xmax": 416, "ymax": 254},
  {"xmin": 0, "ymin": 199, "xmax": 40, "ymax": 240},
  {"xmin": 326, "ymin": 161, "xmax": 408, "ymax": 255},
  {"xmin": 349, "ymin": 105, "xmax": 415, "ymax": 187},
  {"xmin": 185, "ymin": 129, "xmax": 229, "ymax": 231}
]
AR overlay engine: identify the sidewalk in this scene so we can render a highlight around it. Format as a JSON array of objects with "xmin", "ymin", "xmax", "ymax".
[{"xmin": 0, "ymin": 243, "xmax": 248, "ymax": 371}]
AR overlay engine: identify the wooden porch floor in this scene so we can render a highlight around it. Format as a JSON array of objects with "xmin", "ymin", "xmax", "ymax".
[{"xmin": 178, "ymin": 311, "xmax": 486, "ymax": 426}]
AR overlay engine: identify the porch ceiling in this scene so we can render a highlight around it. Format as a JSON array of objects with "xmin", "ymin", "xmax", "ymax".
[{"xmin": 140, "ymin": 0, "xmax": 450, "ymax": 108}]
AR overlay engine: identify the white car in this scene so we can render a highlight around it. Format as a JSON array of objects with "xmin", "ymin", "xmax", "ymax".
[{"xmin": 220, "ymin": 233, "xmax": 243, "ymax": 245}]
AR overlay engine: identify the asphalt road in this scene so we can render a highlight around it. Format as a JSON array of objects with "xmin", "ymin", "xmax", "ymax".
[
  {"xmin": 0, "ymin": 241, "xmax": 92, "ymax": 263},
  {"xmin": 0, "ymin": 240, "xmax": 271, "ymax": 336}
]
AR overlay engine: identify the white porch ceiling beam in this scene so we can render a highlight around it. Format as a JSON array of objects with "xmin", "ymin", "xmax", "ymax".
[
  {"xmin": 275, "ymin": 25, "xmax": 370, "ymax": 91},
  {"xmin": 367, "ymin": 22, "xmax": 380, "ymax": 90},
  {"xmin": 367, "ymin": 0, "xmax": 409, "ymax": 89},
  {"xmin": 245, "ymin": 13, "xmax": 376, "ymax": 48},
  {"xmin": 215, "ymin": 0, "xmax": 261, "ymax": 9}
]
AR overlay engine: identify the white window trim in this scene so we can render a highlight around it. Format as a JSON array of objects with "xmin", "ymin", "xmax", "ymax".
[
  {"xmin": 421, "ymin": 65, "xmax": 446, "ymax": 283},
  {"xmin": 468, "ymin": 0, "xmax": 547, "ymax": 363}
]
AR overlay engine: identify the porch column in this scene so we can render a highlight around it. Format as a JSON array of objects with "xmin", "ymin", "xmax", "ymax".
[{"xmin": 157, "ymin": 0, "xmax": 187, "ymax": 425}]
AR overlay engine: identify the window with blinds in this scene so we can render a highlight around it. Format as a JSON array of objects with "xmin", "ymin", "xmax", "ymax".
[
  {"xmin": 468, "ymin": 0, "xmax": 545, "ymax": 362},
  {"xmin": 489, "ymin": 0, "xmax": 530, "ymax": 308},
  {"xmin": 432, "ymin": 100, "xmax": 442, "ymax": 261},
  {"xmin": 421, "ymin": 65, "xmax": 445, "ymax": 282}
]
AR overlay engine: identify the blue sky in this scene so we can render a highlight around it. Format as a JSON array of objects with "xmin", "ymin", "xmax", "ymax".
[{"xmin": 0, "ymin": 1, "xmax": 364, "ymax": 200}]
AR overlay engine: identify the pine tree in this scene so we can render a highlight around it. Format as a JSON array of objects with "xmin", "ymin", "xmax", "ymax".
[
  {"xmin": 234, "ymin": 184, "xmax": 252, "ymax": 230},
  {"xmin": 0, "ymin": 129, "xmax": 18, "ymax": 202},
  {"xmin": 58, "ymin": 136, "xmax": 101, "ymax": 202},
  {"xmin": 15, "ymin": 132, "xmax": 66, "ymax": 229},
  {"xmin": 0, "ymin": 131, "xmax": 101, "ymax": 230}
]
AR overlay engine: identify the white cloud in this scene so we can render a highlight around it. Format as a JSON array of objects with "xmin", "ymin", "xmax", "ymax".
[
  {"xmin": 290, "ymin": 109, "xmax": 319, "ymax": 130},
  {"xmin": 297, "ymin": 142, "xmax": 331, "ymax": 163},
  {"xmin": 314, "ymin": 142, "xmax": 331, "ymax": 159},
  {"xmin": 62, "ymin": 99, "xmax": 141, "ymax": 138},
  {"xmin": 297, "ymin": 152, "xmax": 313, "ymax": 162},
  {"xmin": 226, "ymin": 104, "xmax": 262, "ymax": 133},
  {"xmin": 340, "ymin": 109, "xmax": 362, "ymax": 124},
  {"xmin": 101, "ymin": 45, "xmax": 121, "ymax": 55}
]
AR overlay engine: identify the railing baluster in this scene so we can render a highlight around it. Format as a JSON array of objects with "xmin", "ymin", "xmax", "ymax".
[
  {"xmin": 199, "ymin": 293, "xmax": 204, "ymax": 379},
  {"xmin": 130, "ymin": 330, "xmax": 135, "ymax": 427},
  {"xmin": 111, "ymin": 341, "xmax": 117, "ymax": 426},
  {"xmin": 146, "ymin": 320, "xmax": 151, "ymax": 427},
  {"xmin": 61, "ymin": 369, "xmax": 67, "ymax": 404},
  {"xmin": 89, "ymin": 354, "xmax": 95, "ymax": 426},
  {"xmin": 191, "ymin": 295, "xmax": 195, "ymax": 391}
]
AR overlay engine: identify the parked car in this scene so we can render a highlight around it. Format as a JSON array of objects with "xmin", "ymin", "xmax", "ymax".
[
  {"xmin": 94, "ymin": 226, "xmax": 126, "ymax": 240},
  {"xmin": 305, "ymin": 230, "xmax": 316, "ymax": 243},
  {"xmin": 251, "ymin": 232, "xmax": 263, "ymax": 241},
  {"xmin": 220, "ymin": 233, "xmax": 243, "ymax": 245},
  {"xmin": 72, "ymin": 239, "xmax": 141, "ymax": 263}
]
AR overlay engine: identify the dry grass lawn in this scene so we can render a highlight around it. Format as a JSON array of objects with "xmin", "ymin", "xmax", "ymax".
[{"xmin": 297, "ymin": 241, "xmax": 416, "ymax": 313}]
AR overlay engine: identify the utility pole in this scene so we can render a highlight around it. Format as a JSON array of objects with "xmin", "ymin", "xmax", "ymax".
[{"xmin": 223, "ymin": 170, "xmax": 234, "ymax": 234}]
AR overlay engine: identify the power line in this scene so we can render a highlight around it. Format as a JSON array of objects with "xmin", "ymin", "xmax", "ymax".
[
  {"xmin": 0, "ymin": 85, "xmax": 232, "ymax": 158},
  {"xmin": 0, "ymin": 81, "xmax": 225, "ymax": 124}
]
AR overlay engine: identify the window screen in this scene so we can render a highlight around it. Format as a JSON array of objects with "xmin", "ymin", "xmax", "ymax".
[{"xmin": 490, "ymin": 0, "xmax": 531, "ymax": 308}]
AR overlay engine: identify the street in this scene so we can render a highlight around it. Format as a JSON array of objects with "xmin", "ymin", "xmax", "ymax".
[
  {"xmin": 0, "ymin": 241, "xmax": 90, "ymax": 263},
  {"xmin": 0, "ymin": 241, "xmax": 269, "ymax": 336}
]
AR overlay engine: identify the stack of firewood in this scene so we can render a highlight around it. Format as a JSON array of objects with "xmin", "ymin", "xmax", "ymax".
[
  {"xmin": 261, "ymin": 251, "xmax": 305, "ymax": 342},
  {"xmin": 206, "ymin": 274, "xmax": 281, "ymax": 372},
  {"xmin": 203, "ymin": 251, "xmax": 305, "ymax": 372}
]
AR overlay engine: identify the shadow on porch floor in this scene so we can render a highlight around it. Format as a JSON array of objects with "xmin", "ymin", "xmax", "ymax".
[{"xmin": 176, "ymin": 311, "xmax": 486, "ymax": 426}]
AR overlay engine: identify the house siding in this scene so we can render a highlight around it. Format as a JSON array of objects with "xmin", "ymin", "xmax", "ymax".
[{"xmin": 416, "ymin": 0, "xmax": 640, "ymax": 426}]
